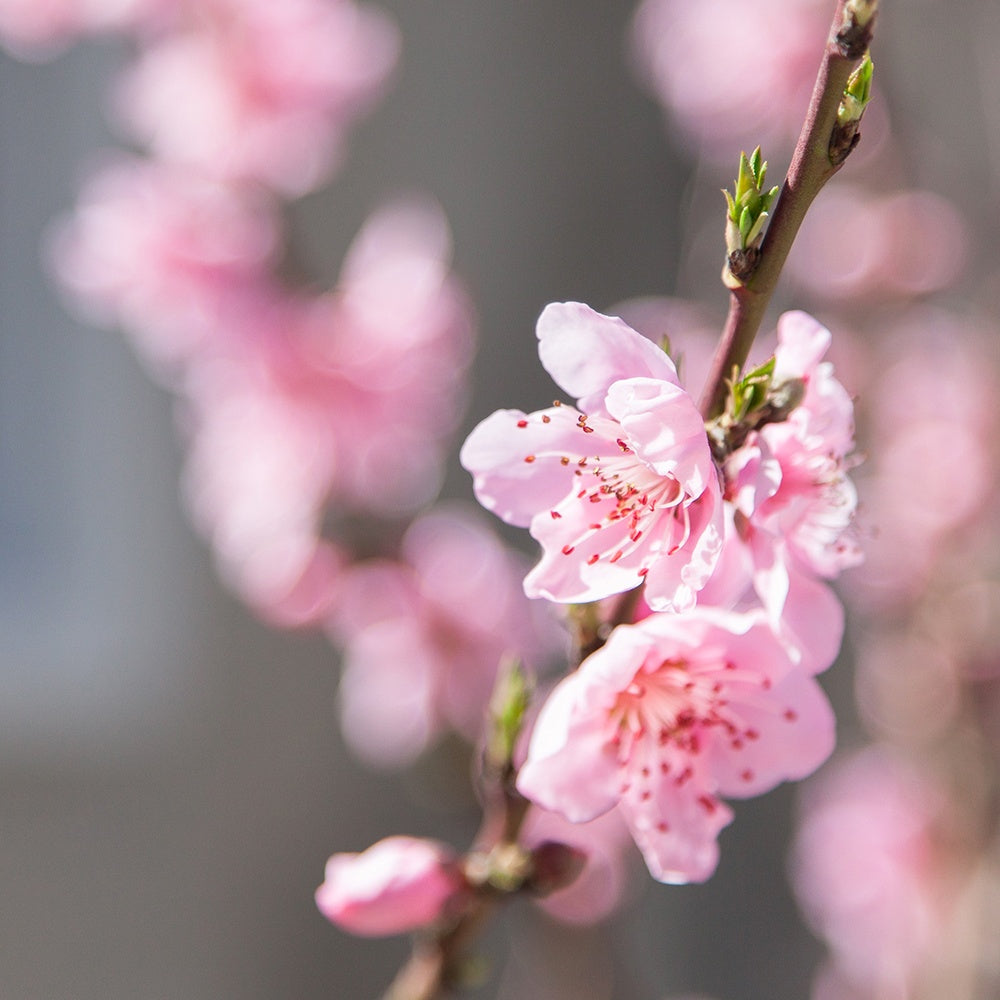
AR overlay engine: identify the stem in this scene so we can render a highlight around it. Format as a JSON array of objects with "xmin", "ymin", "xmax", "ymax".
[
  {"xmin": 380, "ymin": 752, "xmax": 533, "ymax": 1000},
  {"xmin": 699, "ymin": 0, "xmax": 873, "ymax": 419},
  {"xmin": 379, "ymin": 899, "xmax": 498, "ymax": 1000}
]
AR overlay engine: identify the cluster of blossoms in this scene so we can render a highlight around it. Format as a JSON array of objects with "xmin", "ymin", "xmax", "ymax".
[
  {"xmin": 461, "ymin": 302, "xmax": 857, "ymax": 883},
  {"xmin": 624, "ymin": 2, "xmax": 1000, "ymax": 996},
  {"xmin": 22, "ymin": 1, "xmax": 994, "ymax": 996},
  {"xmin": 315, "ymin": 297, "xmax": 861, "ymax": 937},
  {"xmin": 8, "ymin": 0, "xmax": 484, "ymax": 633}
]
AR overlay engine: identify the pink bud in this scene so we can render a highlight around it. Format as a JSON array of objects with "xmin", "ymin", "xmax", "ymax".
[{"xmin": 315, "ymin": 836, "xmax": 465, "ymax": 937}]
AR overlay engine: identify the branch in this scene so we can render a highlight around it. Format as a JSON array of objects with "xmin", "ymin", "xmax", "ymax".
[{"xmin": 699, "ymin": 0, "xmax": 877, "ymax": 419}]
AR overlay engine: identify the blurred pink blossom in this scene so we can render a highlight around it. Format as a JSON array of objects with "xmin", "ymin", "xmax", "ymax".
[
  {"xmin": 848, "ymin": 309, "xmax": 998, "ymax": 609},
  {"xmin": 461, "ymin": 302, "xmax": 723, "ymax": 612},
  {"xmin": 853, "ymin": 628, "xmax": 961, "ymax": 745},
  {"xmin": 787, "ymin": 187, "xmax": 969, "ymax": 303},
  {"xmin": 791, "ymin": 748, "xmax": 948, "ymax": 998},
  {"xmin": 0, "ymin": 0, "xmax": 168, "ymax": 57},
  {"xmin": 49, "ymin": 158, "xmax": 281, "ymax": 379},
  {"xmin": 316, "ymin": 836, "xmax": 466, "ymax": 937},
  {"xmin": 629, "ymin": 0, "xmax": 829, "ymax": 160},
  {"xmin": 518, "ymin": 609, "xmax": 836, "ymax": 884},
  {"xmin": 328, "ymin": 506, "xmax": 565, "ymax": 767},
  {"xmin": 181, "ymin": 201, "xmax": 474, "ymax": 622},
  {"xmin": 115, "ymin": 0, "xmax": 400, "ymax": 195}
]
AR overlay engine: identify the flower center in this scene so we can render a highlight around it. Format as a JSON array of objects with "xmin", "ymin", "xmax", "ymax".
[{"xmin": 557, "ymin": 421, "xmax": 694, "ymax": 569}]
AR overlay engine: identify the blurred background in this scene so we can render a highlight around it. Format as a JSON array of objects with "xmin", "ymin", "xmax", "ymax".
[{"xmin": 1, "ymin": 1, "xmax": 997, "ymax": 998}]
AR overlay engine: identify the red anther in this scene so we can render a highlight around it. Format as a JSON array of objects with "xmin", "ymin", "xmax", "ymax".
[
  {"xmin": 517, "ymin": 419, "xmax": 528, "ymax": 428},
  {"xmin": 550, "ymin": 510, "xmax": 562, "ymax": 519},
  {"xmin": 587, "ymin": 554, "xmax": 599, "ymax": 565},
  {"xmin": 562, "ymin": 544, "xmax": 575, "ymax": 555},
  {"xmin": 524, "ymin": 455, "xmax": 536, "ymax": 463}
]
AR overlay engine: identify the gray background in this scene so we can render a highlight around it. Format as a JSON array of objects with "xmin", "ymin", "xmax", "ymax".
[{"xmin": 1, "ymin": 1, "xmax": 995, "ymax": 998}]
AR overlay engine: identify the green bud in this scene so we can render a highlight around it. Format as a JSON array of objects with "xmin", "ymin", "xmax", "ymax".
[
  {"xmin": 484, "ymin": 656, "xmax": 533, "ymax": 777},
  {"xmin": 837, "ymin": 53, "xmax": 874, "ymax": 126},
  {"xmin": 722, "ymin": 146, "xmax": 780, "ymax": 280}
]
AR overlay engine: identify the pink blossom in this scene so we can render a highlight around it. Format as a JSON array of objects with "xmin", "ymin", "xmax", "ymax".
[
  {"xmin": 517, "ymin": 609, "xmax": 836, "ymax": 884},
  {"xmin": 629, "ymin": 0, "xmax": 829, "ymax": 159},
  {"xmin": 328, "ymin": 506, "xmax": 565, "ymax": 767},
  {"xmin": 49, "ymin": 158, "xmax": 281, "ymax": 379},
  {"xmin": 701, "ymin": 312, "xmax": 859, "ymax": 669},
  {"xmin": 791, "ymin": 749, "xmax": 947, "ymax": 997},
  {"xmin": 461, "ymin": 302, "xmax": 723, "ymax": 612},
  {"xmin": 316, "ymin": 836, "xmax": 466, "ymax": 937},
  {"xmin": 115, "ymin": 0, "xmax": 400, "ymax": 195}
]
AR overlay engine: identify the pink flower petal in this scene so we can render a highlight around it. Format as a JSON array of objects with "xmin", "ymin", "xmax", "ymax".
[{"xmin": 537, "ymin": 302, "xmax": 679, "ymax": 415}]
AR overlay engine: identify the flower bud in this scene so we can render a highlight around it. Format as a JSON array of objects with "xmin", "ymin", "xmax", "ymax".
[
  {"xmin": 830, "ymin": 54, "xmax": 874, "ymax": 164},
  {"xmin": 483, "ymin": 656, "xmax": 533, "ymax": 779},
  {"xmin": 837, "ymin": 53, "xmax": 873, "ymax": 127},
  {"xmin": 316, "ymin": 836, "xmax": 466, "ymax": 936}
]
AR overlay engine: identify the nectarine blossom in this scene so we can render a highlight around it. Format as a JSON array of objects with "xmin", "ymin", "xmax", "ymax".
[
  {"xmin": 517, "ymin": 610, "xmax": 835, "ymax": 884},
  {"xmin": 461, "ymin": 302, "xmax": 723, "ymax": 612},
  {"xmin": 701, "ymin": 312, "xmax": 860, "ymax": 670},
  {"xmin": 316, "ymin": 836, "xmax": 465, "ymax": 937}
]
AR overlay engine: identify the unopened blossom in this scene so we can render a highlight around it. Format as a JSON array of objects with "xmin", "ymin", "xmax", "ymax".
[
  {"xmin": 701, "ymin": 312, "xmax": 859, "ymax": 670},
  {"xmin": 518, "ymin": 609, "xmax": 835, "ymax": 884},
  {"xmin": 791, "ymin": 749, "xmax": 947, "ymax": 998},
  {"xmin": 461, "ymin": 302, "xmax": 723, "ymax": 612},
  {"xmin": 115, "ymin": 0, "xmax": 400, "ymax": 195},
  {"xmin": 316, "ymin": 836, "xmax": 466, "ymax": 937},
  {"xmin": 328, "ymin": 506, "xmax": 565, "ymax": 767}
]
